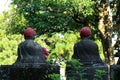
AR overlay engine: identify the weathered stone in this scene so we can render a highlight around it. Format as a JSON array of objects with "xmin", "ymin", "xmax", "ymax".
[
  {"xmin": 0, "ymin": 65, "xmax": 10, "ymax": 80},
  {"xmin": 110, "ymin": 65, "xmax": 120, "ymax": 80},
  {"xmin": 0, "ymin": 64, "xmax": 59, "ymax": 80},
  {"xmin": 66, "ymin": 64, "xmax": 108, "ymax": 80}
]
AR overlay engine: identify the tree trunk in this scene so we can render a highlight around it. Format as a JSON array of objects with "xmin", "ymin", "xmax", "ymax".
[{"xmin": 98, "ymin": 0, "xmax": 115, "ymax": 65}]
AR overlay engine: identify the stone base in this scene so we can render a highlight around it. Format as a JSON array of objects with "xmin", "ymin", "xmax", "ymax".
[
  {"xmin": 66, "ymin": 65, "xmax": 108, "ymax": 80},
  {"xmin": 110, "ymin": 65, "xmax": 120, "ymax": 80},
  {"xmin": 0, "ymin": 63, "xmax": 60, "ymax": 80}
]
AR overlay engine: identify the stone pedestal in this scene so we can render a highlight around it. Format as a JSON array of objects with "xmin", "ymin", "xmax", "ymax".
[
  {"xmin": 0, "ymin": 63, "xmax": 59, "ymax": 80},
  {"xmin": 0, "ymin": 65, "xmax": 10, "ymax": 80},
  {"xmin": 66, "ymin": 63, "xmax": 108, "ymax": 80},
  {"xmin": 110, "ymin": 65, "xmax": 120, "ymax": 80}
]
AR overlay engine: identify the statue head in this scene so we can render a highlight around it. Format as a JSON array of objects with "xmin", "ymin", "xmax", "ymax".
[
  {"xmin": 24, "ymin": 27, "xmax": 36, "ymax": 39},
  {"xmin": 80, "ymin": 27, "xmax": 92, "ymax": 38}
]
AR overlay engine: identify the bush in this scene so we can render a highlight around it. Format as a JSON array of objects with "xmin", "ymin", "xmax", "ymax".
[{"xmin": 0, "ymin": 30, "xmax": 23, "ymax": 65}]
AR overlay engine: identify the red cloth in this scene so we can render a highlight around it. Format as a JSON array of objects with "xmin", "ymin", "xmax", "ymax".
[{"xmin": 42, "ymin": 47, "xmax": 49, "ymax": 58}]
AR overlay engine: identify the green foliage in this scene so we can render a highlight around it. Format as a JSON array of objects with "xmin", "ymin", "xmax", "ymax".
[
  {"xmin": 94, "ymin": 69, "xmax": 107, "ymax": 80},
  {"xmin": 46, "ymin": 31, "xmax": 79, "ymax": 64},
  {"xmin": 0, "ymin": 17, "xmax": 23, "ymax": 65},
  {"xmin": 0, "ymin": 6, "xmax": 27, "ymax": 34},
  {"xmin": 66, "ymin": 59, "xmax": 88, "ymax": 80},
  {"xmin": 9, "ymin": 0, "xmax": 96, "ymax": 35},
  {"xmin": 0, "ymin": 29, "xmax": 23, "ymax": 65},
  {"xmin": 48, "ymin": 73, "xmax": 60, "ymax": 80},
  {"xmin": 66, "ymin": 0, "xmax": 95, "ymax": 15}
]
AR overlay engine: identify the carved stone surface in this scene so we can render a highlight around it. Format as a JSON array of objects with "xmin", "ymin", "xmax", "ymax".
[
  {"xmin": 2, "ymin": 63, "xmax": 120, "ymax": 80},
  {"xmin": 0, "ymin": 64, "xmax": 59, "ymax": 80}
]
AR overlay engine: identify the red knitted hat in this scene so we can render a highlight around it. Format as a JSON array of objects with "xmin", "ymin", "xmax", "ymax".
[
  {"xmin": 80, "ymin": 27, "xmax": 92, "ymax": 37},
  {"xmin": 24, "ymin": 27, "xmax": 36, "ymax": 37}
]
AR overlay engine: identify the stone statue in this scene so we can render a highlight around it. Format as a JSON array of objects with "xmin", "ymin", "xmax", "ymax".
[
  {"xmin": 72, "ymin": 27, "xmax": 104, "ymax": 66},
  {"xmin": 14, "ymin": 27, "xmax": 47, "ymax": 64}
]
